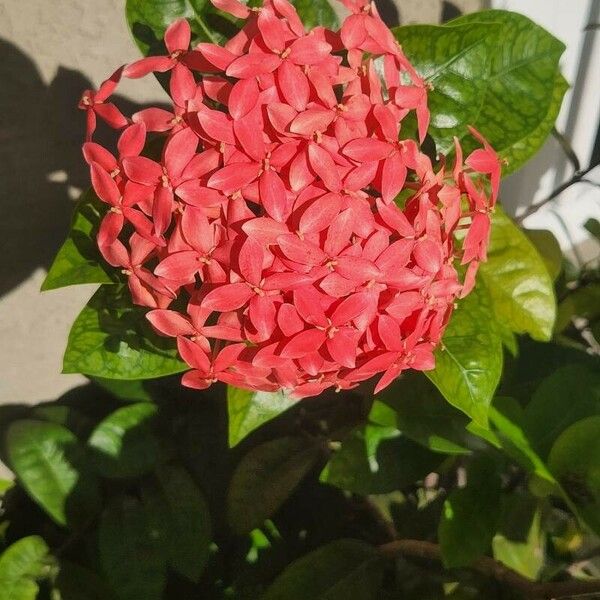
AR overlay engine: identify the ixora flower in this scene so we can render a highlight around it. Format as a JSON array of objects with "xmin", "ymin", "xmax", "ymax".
[{"xmin": 79, "ymin": 0, "xmax": 500, "ymax": 397}]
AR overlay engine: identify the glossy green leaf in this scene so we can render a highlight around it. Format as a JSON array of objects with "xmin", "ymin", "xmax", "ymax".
[
  {"xmin": 493, "ymin": 493, "xmax": 545, "ymax": 580},
  {"xmin": 439, "ymin": 456, "xmax": 502, "ymax": 568},
  {"xmin": 262, "ymin": 539, "xmax": 383, "ymax": 600},
  {"xmin": 392, "ymin": 22, "xmax": 500, "ymax": 153},
  {"xmin": 0, "ymin": 536, "xmax": 51, "ymax": 600},
  {"xmin": 394, "ymin": 11, "xmax": 566, "ymax": 173},
  {"xmin": 480, "ymin": 207, "xmax": 556, "ymax": 341},
  {"xmin": 449, "ymin": 10, "xmax": 566, "ymax": 173},
  {"xmin": 63, "ymin": 284, "xmax": 187, "ymax": 380},
  {"xmin": 7, "ymin": 420, "xmax": 100, "ymax": 527},
  {"xmin": 523, "ymin": 365, "xmax": 600, "ymax": 459},
  {"xmin": 525, "ymin": 229, "xmax": 563, "ymax": 282},
  {"xmin": 228, "ymin": 436, "xmax": 322, "ymax": 534},
  {"xmin": 228, "ymin": 386, "xmax": 298, "ymax": 447},
  {"xmin": 548, "ymin": 416, "xmax": 600, "ymax": 535},
  {"xmin": 126, "ymin": 0, "xmax": 338, "ymax": 59},
  {"xmin": 88, "ymin": 403, "xmax": 159, "ymax": 479},
  {"xmin": 42, "ymin": 190, "xmax": 115, "ymax": 291},
  {"xmin": 99, "ymin": 495, "xmax": 166, "ymax": 600},
  {"xmin": 426, "ymin": 283, "xmax": 502, "ymax": 427},
  {"xmin": 154, "ymin": 465, "xmax": 212, "ymax": 582},
  {"xmin": 374, "ymin": 373, "xmax": 472, "ymax": 455},
  {"xmin": 320, "ymin": 425, "xmax": 441, "ymax": 495}
]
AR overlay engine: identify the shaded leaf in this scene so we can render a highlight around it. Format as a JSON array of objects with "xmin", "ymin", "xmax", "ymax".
[
  {"xmin": 63, "ymin": 284, "xmax": 187, "ymax": 380},
  {"xmin": 0, "ymin": 536, "xmax": 51, "ymax": 600},
  {"xmin": 262, "ymin": 539, "xmax": 383, "ymax": 600},
  {"xmin": 7, "ymin": 420, "xmax": 100, "ymax": 527},
  {"xmin": 320, "ymin": 425, "xmax": 441, "ymax": 495},
  {"xmin": 88, "ymin": 403, "xmax": 159, "ymax": 479},
  {"xmin": 439, "ymin": 456, "xmax": 502, "ymax": 568},
  {"xmin": 426, "ymin": 283, "xmax": 503, "ymax": 427},
  {"xmin": 42, "ymin": 190, "xmax": 115, "ymax": 291},
  {"xmin": 523, "ymin": 364, "xmax": 600, "ymax": 459},
  {"xmin": 228, "ymin": 436, "xmax": 322, "ymax": 534},
  {"xmin": 53, "ymin": 560, "xmax": 115, "ymax": 600},
  {"xmin": 99, "ymin": 495, "xmax": 166, "ymax": 600},
  {"xmin": 525, "ymin": 229, "xmax": 563, "ymax": 282},
  {"xmin": 480, "ymin": 207, "xmax": 556, "ymax": 341},
  {"xmin": 92, "ymin": 377, "xmax": 153, "ymax": 403},
  {"xmin": 556, "ymin": 283, "xmax": 600, "ymax": 333},
  {"xmin": 228, "ymin": 386, "xmax": 298, "ymax": 447},
  {"xmin": 548, "ymin": 416, "xmax": 600, "ymax": 535}
]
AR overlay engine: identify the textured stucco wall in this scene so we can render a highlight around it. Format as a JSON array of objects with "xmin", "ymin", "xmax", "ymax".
[{"xmin": 0, "ymin": 0, "xmax": 481, "ymax": 407}]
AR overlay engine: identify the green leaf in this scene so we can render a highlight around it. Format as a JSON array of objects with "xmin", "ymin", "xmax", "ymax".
[
  {"xmin": 392, "ymin": 22, "xmax": 501, "ymax": 153},
  {"xmin": 63, "ymin": 284, "xmax": 187, "ymax": 380},
  {"xmin": 0, "ymin": 536, "xmax": 51, "ymax": 600},
  {"xmin": 480, "ymin": 207, "xmax": 556, "ymax": 341},
  {"xmin": 92, "ymin": 377, "xmax": 153, "ymax": 403},
  {"xmin": 374, "ymin": 373, "xmax": 472, "ymax": 454},
  {"xmin": 492, "ymin": 493, "xmax": 545, "ymax": 580},
  {"xmin": 6, "ymin": 420, "xmax": 100, "ymax": 527},
  {"xmin": 556, "ymin": 283, "xmax": 600, "ymax": 333},
  {"xmin": 439, "ymin": 456, "xmax": 502, "ymax": 568},
  {"xmin": 126, "ymin": 0, "xmax": 338, "ymax": 59},
  {"xmin": 525, "ymin": 229, "xmax": 563, "ymax": 282},
  {"xmin": 228, "ymin": 386, "xmax": 298, "ymax": 448},
  {"xmin": 426, "ymin": 282, "xmax": 502, "ymax": 427},
  {"xmin": 42, "ymin": 190, "xmax": 115, "ymax": 291},
  {"xmin": 88, "ymin": 403, "xmax": 159, "ymax": 479},
  {"xmin": 53, "ymin": 561, "xmax": 115, "ymax": 600},
  {"xmin": 548, "ymin": 416, "xmax": 600, "ymax": 535},
  {"xmin": 584, "ymin": 218, "xmax": 600, "ymax": 242},
  {"xmin": 154, "ymin": 465, "xmax": 212, "ymax": 582},
  {"xmin": 262, "ymin": 539, "xmax": 383, "ymax": 600},
  {"xmin": 449, "ymin": 10, "xmax": 566, "ymax": 173},
  {"xmin": 523, "ymin": 365, "xmax": 600, "ymax": 459},
  {"xmin": 99, "ymin": 495, "xmax": 166, "ymax": 600},
  {"xmin": 320, "ymin": 425, "xmax": 441, "ymax": 495},
  {"xmin": 228, "ymin": 436, "xmax": 322, "ymax": 534}
]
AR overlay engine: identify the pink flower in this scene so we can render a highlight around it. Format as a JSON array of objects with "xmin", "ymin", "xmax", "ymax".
[{"xmin": 79, "ymin": 0, "xmax": 500, "ymax": 397}]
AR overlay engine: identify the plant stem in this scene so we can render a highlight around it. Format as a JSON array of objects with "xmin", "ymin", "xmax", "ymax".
[
  {"xmin": 378, "ymin": 539, "xmax": 600, "ymax": 599},
  {"xmin": 515, "ymin": 165, "xmax": 598, "ymax": 225}
]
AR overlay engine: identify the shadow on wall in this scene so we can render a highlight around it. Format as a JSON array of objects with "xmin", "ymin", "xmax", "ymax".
[
  {"xmin": 0, "ymin": 39, "xmax": 151, "ymax": 299},
  {"xmin": 375, "ymin": 0, "xmax": 465, "ymax": 27}
]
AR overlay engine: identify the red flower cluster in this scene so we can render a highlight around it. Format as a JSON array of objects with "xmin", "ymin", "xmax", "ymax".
[{"xmin": 80, "ymin": 0, "xmax": 500, "ymax": 396}]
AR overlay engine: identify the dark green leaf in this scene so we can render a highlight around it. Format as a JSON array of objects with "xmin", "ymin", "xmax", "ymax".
[
  {"xmin": 92, "ymin": 377, "xmax": 153, "ymax": 403},
  {"xmin": 262, "ymin": 539, "xmax": 383, "ymax": 600},
  {"xmin": 584, "ymin": 218, "xmax": 600, "ymax": 242},
  {"xmin": 7, "ymin": 420, "xmax": 100, "ymax": 527},
  {"xmin": 426, "ymin": 283, "xmax": 503, "ymax": 427},
  {"xmin": 523, "ymin": 365, "xmax": 600, "ymax": 459},
  {"xmin": 439, "ymin": 456, "xmax": 502, "ymax": 568},
  {"xmin": 228, "ymin": 386, "xmax": 298, "ymax": 447},
  {"xmin": 287, "ymin": 0, "xmax": 338, "ymax": 29},
  {"xmin": 556, "ymin": 284, "xmax": 600, "ymax": 333},
  {"xmin": 480, "ymin": 207, "xmax": 556, "ymax": 341},
  {"xmin": 42, "ymin": 190, "xmax": 115, "ymax": 291},
  {"xmin": 525, "ymin": 229, "xmax": 563, "ymax": 282},
  {"xmin": 99, "ymin": 495, "xmax": 166, "ymax": 600},
  {"xmin": 320, "ymin": 425, "xmax": 441, "ymax": 495},
  {"xmin": 154, "ymin": 465, "xmax": 212, "ymax": 582},
  {"xmin": 53, "ymin": 560, "xmax": 115, "ymax": 600},
  {"xmin": 492, "ymin": 493, "xmax": 545, "ymax": 580},
  {"xmin": 548, "ymin": 416, "xmax": 600, "ymax": 535},
  {"xmin": 449, "ymin": 10, "xmax": 566, "ymax": 173},
  {"xmin": 88, "ymin": 403, "xmax": 159, "ymax": 479},
  {"xmin": 374, "ymin": 373, "xmax": 472, "ymax": 454},
  {"xmin": 0, "ymin": 536, "xmax": 51, "ymax": 600},
  {"xmin": 228, "ymin": 436, "xmax": 322, "ymax": 534},
  {"xmin": 63, "ymin": 284, "xmax": 187, "ymax": 380}
]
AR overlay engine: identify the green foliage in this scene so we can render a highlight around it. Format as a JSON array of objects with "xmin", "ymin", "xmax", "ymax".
[
  {"xmin": 42, "ymin": 190, "xmax": 115, "ymax": 291},
  {"xmin": 0, "ymin": 537, "xmax": 51, "ymax": 600},
  {"xmin": 228, "ymin": 386, "xmax": 298, "ymax": 448},
  {"xmin": 262, "ymin": 539, "xmax": 384, "ymax": 600},
  {"xmin": 480, "ymin": 208, "xmax": 556, "ymax": 341},
  {"xmin": 88, "ymin": 403, "xmax": 160, "ymax": 478},
  {"xmin": 63, "ymin": 284, "xmax": 187, "ymax": 380},
  {"xmin": 228, "ymin": 436, "xmax": 323, "ymax": 534},
  {"xmin": 426, "ymin": 283, "xmax": 503, "ymax": 427},
  {"xmin": 394, "ymin": 11, "xmax": 566, "ymax": 173},
  {"xmin": 6, "ymin": 420, "xmax": 100, "ymax": 527},
  {"xmin": 525, "ymin": 229, "xmax": 563, "ymax": 282}
]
